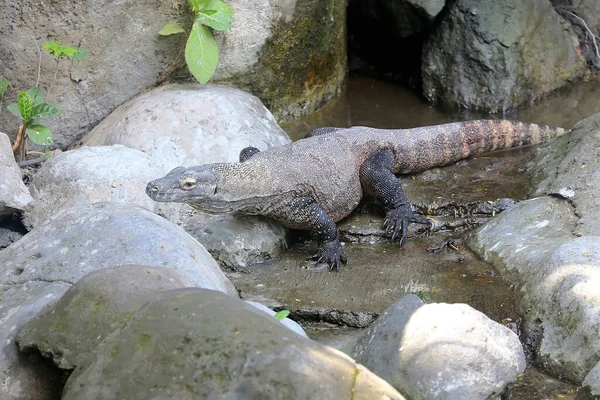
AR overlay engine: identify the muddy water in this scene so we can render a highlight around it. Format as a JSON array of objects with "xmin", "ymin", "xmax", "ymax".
[{"xmin": 233, "ymin": 75, "xmax": 596, "ymax": 398}]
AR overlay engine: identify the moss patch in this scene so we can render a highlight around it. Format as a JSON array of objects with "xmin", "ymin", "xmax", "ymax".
[{"xmin": 218, "ymin": 0, "xmax": 347, "ymax": 122}]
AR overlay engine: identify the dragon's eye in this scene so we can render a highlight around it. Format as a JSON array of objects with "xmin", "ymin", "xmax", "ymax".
[{"xmin": 179, "ymin": 178, "xmax": 197, "ymax": 190}]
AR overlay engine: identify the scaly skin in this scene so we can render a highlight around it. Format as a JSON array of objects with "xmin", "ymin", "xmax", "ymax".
[{"xmin": 147, "ymin": 120, "xmax": 569, "ymax": 271}]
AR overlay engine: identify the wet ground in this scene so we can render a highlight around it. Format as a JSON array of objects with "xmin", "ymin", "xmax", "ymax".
[{"xmin": 232, "ymin": 74, "xmax": 599, "ymax": 398}]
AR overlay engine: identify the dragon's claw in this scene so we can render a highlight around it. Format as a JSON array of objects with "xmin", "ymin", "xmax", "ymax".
[
  {"xmin": 308, "ymin": 239, "xmax": 346, "ymax": 271},
  {"xmin": 384, "ymin": 207, "xmax": 433, "ymax": 246}
]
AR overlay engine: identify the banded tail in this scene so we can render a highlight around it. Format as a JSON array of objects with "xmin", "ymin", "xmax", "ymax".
[{"xmin": 396, "ymin": 119, "xmax": 569, "ymax": 173}]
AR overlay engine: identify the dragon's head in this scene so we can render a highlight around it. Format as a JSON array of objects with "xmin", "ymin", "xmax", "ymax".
[{"xmin": 146, "ymin": 165, "xmax": 218, "ymax": 204}]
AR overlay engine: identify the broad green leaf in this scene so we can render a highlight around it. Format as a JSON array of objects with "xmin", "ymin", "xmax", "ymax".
[
  {"xmin": 0, "ymin": 77, "xmax": 8, "ymax": 97},
  {"xmin": 195, "ymin": 0, "xmax": 232, "ymax": 31},
  {"xmin": 188, "ymin": 0, "xmax": 211, "ymax": 12},
  {"xmin": 26, "ymin": 124, "xmax": 54, "ymax": 146},
  {"xmin": 73, "ymin": 47, "xmax": 89, "ymax": 62},
  {"xmin": 7, "ymin": 103, "xmax": 21, "ymax": 118},
  {"xmin": 18, "ymin": 91, "xmax": 34, "ymax": 120},
  {"xmin": 25, "ymin": 87, "xmax": 44, "ymax": 105},
  {"xmin": 274, "ymin": 310, "xmax": 290, "ymax": 321},
  {"xmin": 31, "ymin": 103, "xmax": 59, "ymax": 119},
  {"xmin": 43, "ymin": 41, "xmax": 62, "ymax": 56},
  {"xmin": 158, "ymin": 22, "xmax": 186, "ymax": 36},
  {"xmin": 185, "ymin": 22, "xmax": 218, "ymax": 84}
]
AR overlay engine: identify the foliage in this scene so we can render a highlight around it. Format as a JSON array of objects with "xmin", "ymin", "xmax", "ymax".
[
  {"xmin": 274, "ymin": 310, "xmax": 291, "ymax": 321},
  {"xmin": 158, "ymin": 0, "xmax": 232, "ymax": 84},
  {"xmin": 8, "ymin": 88, "xmax": 58, "ymax": 145},
  {"xmin": 5, "ymin": 40, "xmax": 88, "ymax": 157}
]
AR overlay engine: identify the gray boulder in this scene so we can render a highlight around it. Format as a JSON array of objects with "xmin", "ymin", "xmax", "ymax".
[
  {"xmin": 0, "ymin": 281, "xmax": 70, "ymax": 400},
  {"xmin": 468, "ymin": 113, "xmax": 600, "ymax": 382},
  {"xmin": 63, "ymin": 288, "xmax": 405, "ymax": 400},
  {"xmin": 422, "ymin": 0, "xmax": 588, "ymax": 113},
  {"xmin": 468, "ymin": 197, "xmax": 600, "ymax": 382},
  {"xmin": 17, "ymin": 265, "xmax": 194, "ymax": 370},
  {"xmin": 183, "ymin": 213, "xmax": 288, "ymax": 271},
  {"xmin": 352, "ymin": 294, "xmax": 525, "ymax": 399},
  {"xmin": 0, "ymin": 132, "xmax": 33, "ymax": 216},
  {"xmin": 0, "ymin": 0, "xmax": 188, "ymax": 148},
  {"xmin": 82, "ymin": 83, "xmax": 291, "ymax": 170},
  {"xmin": 23, "ymin": 145, "xmax": 166, "ymax": 229},
  {"xmin": 0, "ymin": 201, "xmax": 237, "ymax": 297}
]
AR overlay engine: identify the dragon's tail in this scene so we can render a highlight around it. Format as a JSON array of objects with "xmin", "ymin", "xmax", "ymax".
[{"xmin": 396, "ymin": 120, "xmax": 569, "ymax": 173}]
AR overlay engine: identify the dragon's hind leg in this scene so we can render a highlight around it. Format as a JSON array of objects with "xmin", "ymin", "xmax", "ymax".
[{"xmin": 359, "ymin": 149, "xmax": 433, "ymax": 246}]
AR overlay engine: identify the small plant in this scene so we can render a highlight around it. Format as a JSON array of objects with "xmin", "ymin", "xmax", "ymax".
[
  {"xmin": 8, "ymin": 87, "xmax": 58, "ymax": 151},
  {"xmin": 158, "ymin": 0, "xmax": 232, "ymax": 84},
  {"xmin": 274, "ymin": 310, "xmax": 291, "ymax": 321},
  {"xmin": 4, "ymin": 41, "xmax": 87, "ymax": 159}
]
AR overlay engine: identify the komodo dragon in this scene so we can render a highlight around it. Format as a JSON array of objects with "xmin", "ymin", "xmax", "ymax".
[{"xmin": 146, "ymin": 120, "xmax": 568, "ymax": 271}]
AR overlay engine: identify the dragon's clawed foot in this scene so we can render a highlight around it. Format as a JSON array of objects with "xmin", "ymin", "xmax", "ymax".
[
  {"xmin": 308, "ymin": 239, "xmax": 347, "ymax": 272},
  {"xmin": 383, "ymin": 207, "xmax": 433, "ymax": 246}
]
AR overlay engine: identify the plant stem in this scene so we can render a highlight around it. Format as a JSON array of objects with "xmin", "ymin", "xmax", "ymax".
[
  {"xmin": 33, "ymin": 36, "xmax": 42, "ymax": 88},
  {"xmin": 12, "ymin": 123, "xmax": 26, "ymax": 153},
  {"xmin": 46, "ymin": 59, "xmax": 60, "ymax": 100},
  {"xmin": 566, "ymin": 11, "xmax": 600, "ymax": 61}
]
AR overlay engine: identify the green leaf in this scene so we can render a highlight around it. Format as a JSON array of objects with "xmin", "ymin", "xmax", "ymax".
[
  {"xmin": 274, "ymin": 310, "xmax": 290, "ymax": 321},
  {"xmin": 25, "ymin": 87, "xmax": 44, "ymax": 105},
  {"xmin": 73, "ymin": 47, "xmax": 88, "ymax": 62},
  {"xmin": 185, "ymin": 22, "xmax": 218, "ymax": 84},
  {"xmin": 26, "ymin": 124, "xmax": 54, "ymax": 146},
  {"xmin": 0, "ymin": 76, "xmax": 8, "ymax": 97},
  {"xmin": 60, "ymin": 45, "xmax": 78, "ymax": 59},
  {"xmin": 196, "ymin": 0, "xmax": 232, "ymax": 30},
  {"xmin": 158, "ymin": 22, "xmax": 186, "ymax": 36},
  {"xmin": 18, "ymin": 91, "xmax": 34, "ymax": 120},
  {"xmin": 7, "ymin": 103, "xmax": 21, "ymax": 118},
  {"xmin": 188, "ymin": 0, "xmax": 211, "ymax": 12},
  {"xmin": 31, "ymin": 103, "xmax": 59, "ymax": 119},
  {"xmin": 43, "ymin": 41, "xmax": 62, "ymax": 56}
]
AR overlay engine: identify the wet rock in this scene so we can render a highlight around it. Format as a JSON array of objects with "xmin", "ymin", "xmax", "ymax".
[
  {"xmin": 213, "ymin": 0, "xmax": 347, "ymax": 121},
  {"xmin": 532, "ymin": 112, "xmax": 600, "ymax": 236},
  {"xmin": 81, "ymin": 83, "xmax": 290, "ymax": 269},
  {"xmin": 244, "ymin": 300, "xmax": 308, "ymax": 338},
  {"xmin": 583, "ymin": 361, "xmax": 600, "ymax": 397},
  {"xmin": 0, "ymin": 132, "xmax": 33, "ymax": 216},
  {"xmin": 351, "ymin": 294, "xmax": 525, "ymax": 399},
  {"xmin": 23, "ymin": 145, "xmax": 166, "ymax": 229},
  {"xmin": 422, "ymin": 0, "xmax": 587, "ymax": 113},
  {"xmin": 470, "ymin": 114, "xmax": 600, "ymax": 382},
  {"xmin": 0, "ymin": 202, "xmax": 237, "ymax": 297},
  {"xmin": 467, "ymin": 197, "xmax": 600, "ymax": 382},
  {"xmin": 183, "ymin": 213, "xmax": 288, "ymax": 271},
  {"xmin": 17, "ymin": 265, "xmax": 194, "ymax": 370},
  {"xmin": 0, "ymin": 0, "xmax": 188, "ymax": 148},
  {"xmin": 0, "ymin": 281, "xmax": 70, "ymax": 400},
  {"xmin": 82, "ymin": 83, "xmax": 290, "ymax": 170},
  {"xmin": 62, "ymin": 288, "xmax": 405, "ymax": 400}
]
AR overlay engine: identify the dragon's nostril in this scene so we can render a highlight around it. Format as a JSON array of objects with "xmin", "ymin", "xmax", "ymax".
[{"xmin": 149, "ymin": 185, "xmax": 159, "ymax": 193}]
